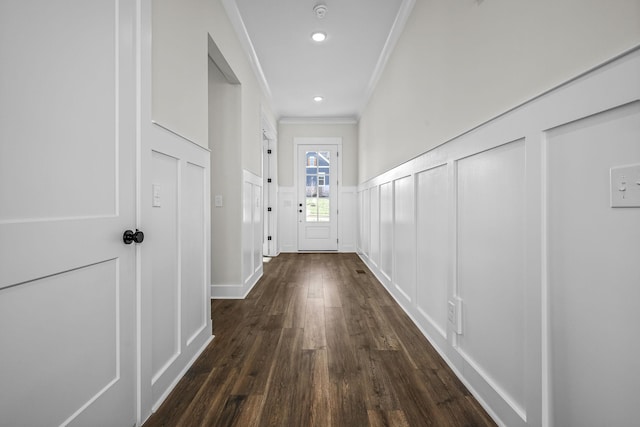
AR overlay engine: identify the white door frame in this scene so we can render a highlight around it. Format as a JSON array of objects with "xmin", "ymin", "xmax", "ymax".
[
  {"xmin": 262, "ymin": 115, "xmax": 278, "ymax": 257},
  {"xmin": 294, "ymin": 137, "xmax": 342, "ymax": 251}
]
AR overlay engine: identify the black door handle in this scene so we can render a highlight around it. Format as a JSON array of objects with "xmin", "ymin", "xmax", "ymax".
[{"xmin": 123, "ymin": 229, "xmax": 144, "ymax": 244}]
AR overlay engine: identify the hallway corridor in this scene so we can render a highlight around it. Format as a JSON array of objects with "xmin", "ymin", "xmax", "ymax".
[{"xmin": 144, "ymin": 253, "xmax": 496, "ymax": 426}]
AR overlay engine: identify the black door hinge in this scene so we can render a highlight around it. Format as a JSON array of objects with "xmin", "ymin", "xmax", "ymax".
[{"xmin": 267, "ymin": 236, "xmax": 272, "ymax": 241}]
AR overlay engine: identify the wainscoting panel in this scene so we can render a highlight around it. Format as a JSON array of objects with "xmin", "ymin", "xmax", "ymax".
[
  {"xmin": 379, "ymin": 182, "xmax": 393, "ymax": 282},
  {"xmin": 278, "ymin": 186, "xmax": 296, "ymax": 252},
  {"xmin": 150, "ymin": 150, "xmax": 181, "ymax": 383},
  {"xmin": 339, "ymin": 186, "xmax": 358, "ymax": 252},
  {"xmin": 456, "ymin": 139, "xmax": 526, "ymax": 420},
  {"xmin": 415, "ymin": 164, "xmax": 449, "ymax": 340},
  {"xmin": 357, "ymin": 48, "xmax": 640, "ymax": 427},
  {"xmin": 359, "ymin": 188, "xmax": 371, "ymax": 256},
  {"xmin": 393, "ymin": 175, "xmax": 415, "ymax": 305},
  {"xmin": 547, "ymin": 102, "xmax": 640, "ymax": 427},
  {"xmin": 243, "ymin": 170, "xmax": 263, "ymax": 289},
  {"xmin": 182, "ymin": 162, "xmax": 208, "ymax": 346},
  {"xmin": 141, "ymin": 122, "xmax": 212, "ymax": 420},
  {"xmin": 370, "ymin": 187, "xmax": 380, "ymax": 267}
]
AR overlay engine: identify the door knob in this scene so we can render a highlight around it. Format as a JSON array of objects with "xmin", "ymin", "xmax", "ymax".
[{"xmin": 123, "ymin": 229, "xmax": 144, "ymax": 244}]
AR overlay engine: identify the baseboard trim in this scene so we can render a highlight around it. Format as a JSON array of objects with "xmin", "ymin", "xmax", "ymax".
[
  {"xmin": 211, "ymin": 267, "xmax": 263, "ymax": 299},
  {"xmin": 150, "ymin": 334, "xmax": 214, "ymax": 414}
]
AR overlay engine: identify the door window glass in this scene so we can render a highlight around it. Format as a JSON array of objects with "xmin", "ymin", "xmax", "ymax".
[{"xmin": 305, "ymin": 151, "xmax": 330, "ymax": 222}]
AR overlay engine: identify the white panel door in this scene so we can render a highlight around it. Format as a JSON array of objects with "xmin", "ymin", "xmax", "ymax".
[
  {"xmin": 0, "ymin": 1, "xmax": 137, "ymax": 426},
  {"xmin": 297, "ymin": 145, "xmax": 338, "ymax": 251}
]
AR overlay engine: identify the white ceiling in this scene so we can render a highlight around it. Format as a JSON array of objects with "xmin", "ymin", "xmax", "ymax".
[{"xmin": 224, "ymin": 0, "xmax": 414, "ymax": 121}]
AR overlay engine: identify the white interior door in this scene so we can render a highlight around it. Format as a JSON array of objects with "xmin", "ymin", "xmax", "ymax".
[
  {"xmin": 297, "ymin": 144, "xmax": 339, "ymax": 251},
  {"xmin": 0, "ymin": 1, "xmax": 137, "ymax": 426}
]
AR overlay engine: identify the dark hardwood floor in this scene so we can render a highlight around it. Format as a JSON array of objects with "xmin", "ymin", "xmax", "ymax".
[{"xmin": 143, "ymin": 253, "xmax": 496, "ymax": 427}]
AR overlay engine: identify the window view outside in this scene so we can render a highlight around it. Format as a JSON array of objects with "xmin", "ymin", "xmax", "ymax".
[{"xmin": 305, "ymin": 151, "xmax": 330, "ymax": 222}]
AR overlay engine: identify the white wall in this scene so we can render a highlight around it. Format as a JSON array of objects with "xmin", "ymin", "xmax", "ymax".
[
  {"xmin": 357, "ymin": 50, "xmax": 640, "ymax": 427},
  {"xmin": 359, "ymin": 0, "xmax": 640, "ymax": 182}
]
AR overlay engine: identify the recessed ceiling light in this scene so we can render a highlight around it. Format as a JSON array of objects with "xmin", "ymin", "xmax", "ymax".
[
  {"xmin": 311, "ymin": 32, "xmax": 326, "ymax": 42},
  {"xmin": 313, "ymin": 96, "xmax": 324, "ymax": 102}
]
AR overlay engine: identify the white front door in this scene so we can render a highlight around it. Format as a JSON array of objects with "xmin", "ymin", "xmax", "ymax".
[
  {"xmin": 0, "ymin": 1, "xmax": 137, "ymax": 426},
  {"xmin": 297, "ymin": 144, "xmax": 339, "ymax": 251}
]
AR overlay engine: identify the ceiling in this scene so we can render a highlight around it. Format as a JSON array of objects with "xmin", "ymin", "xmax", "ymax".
[{"xmin": 224, "ymin": 0, "xmax": 414, "ymax": 121}]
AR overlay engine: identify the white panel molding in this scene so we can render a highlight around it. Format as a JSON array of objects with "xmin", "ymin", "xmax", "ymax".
[
  {"xmin": 210, "ymin": 166, "xmax": 264, "ymax": 301},
  {"xmin": 546, "ymin": 103, "xmax": 640, "ymax": 427},
  {"xmin": 278, "ymin": 186, "xmax": 297, "ymax": 252},
  {"xmin": 142, "ymin": 122, "xmax": 213, "ymax": 415},
  {"xmin": 391, "ymin": 175, "xmax": 415, "ymax": 306},
  {"xmin": 357, "ymin": 48, "xmax": 640, "ymax": 427},
  {"xmin": 338, "ymin": 186, "xmax": 358, "ymax": 252},
  {"xmin": 414, "ymin": 162, "xmax": 449, "ymax": 342}
]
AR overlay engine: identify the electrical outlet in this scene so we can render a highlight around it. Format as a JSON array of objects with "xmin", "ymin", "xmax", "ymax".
[{"xmin": 448, "ymin": 301, "xmax": 456, "ymax": 323}]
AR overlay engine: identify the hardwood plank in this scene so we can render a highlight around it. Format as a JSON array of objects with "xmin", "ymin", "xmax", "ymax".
[
  {"xmin": 231, "ymin": 329, "xmax": 282, "ymax": 395},
  {"xmin": 302, "ymin": 297, "xmax": 327, "ymax": 350},
  {"xmin": 325, "ymin": 307, "xmax": 370, "ymax": 426},
  {"xmin": 322, "ymin": 276, "xmax": 342, "ymax": 308},
  {"xmin": 220, "ymin": 394, "xmax": 265, "ymax": 427},
  {"xmin": 368, "ymin": 409, "xmax": 410, "ymax": 427},
  {"xmin": 307, "ymin": 272, "xmax": 323, "ymax": 298},
  {"xmin": 358, "ymin": 348, "xmax": 402, "ymax": 411},
  {"xmin": 258, "ymin": 327, "xmax": 304, "ymax": 426},
  {"xmin": 282, "ymin": 282, "xmax": 307, "ymax": 328},
  {"xmin": 308, "ymin": 349, "xmax": 332, "ymax": 427}
]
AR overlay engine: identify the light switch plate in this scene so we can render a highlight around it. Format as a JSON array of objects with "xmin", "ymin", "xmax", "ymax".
[
  {"xmin": 448, "ymin": 297, "xmax": 463, "ymax": 335},
  {"xmin": 152, "ymin": 184, "xmax": 161, "ymax": 207},
  {"xmin": 214, "ymin": 195, "xmax": 223, "ymax": 207},
  {"xmin": 611, "ymin": 163, "xmax": 640, "ymax": 208}
]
